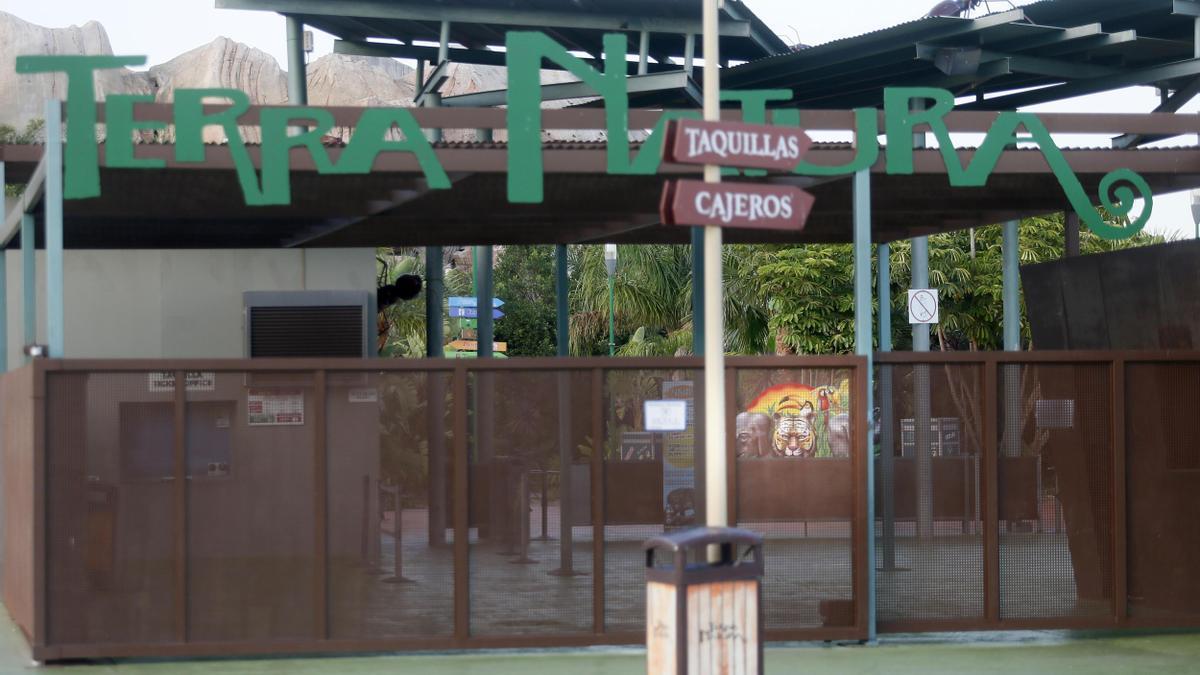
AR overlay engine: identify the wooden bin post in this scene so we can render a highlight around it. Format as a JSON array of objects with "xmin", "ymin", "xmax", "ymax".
[{"xmin": 645, "ymin": 527, "xmax": 764, "ymax": 675}]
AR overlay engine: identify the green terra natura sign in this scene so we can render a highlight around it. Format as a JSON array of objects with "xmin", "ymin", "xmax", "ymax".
[{"xmin": 15, "ymin": 31, "xmax": 1151, "ymax": 240}]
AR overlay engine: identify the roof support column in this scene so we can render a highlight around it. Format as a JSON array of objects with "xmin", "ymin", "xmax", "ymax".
[
  {"xmin": 286, "ymin": 16, "xmax": 308, "ymax": 105},
  {"xmin": 1064, "ymin": 210, "xmax": 1080, "ymax": 257},
  {"xmin": 551, "ymin": 243, "xmax": 578, "ymax": 575},
  {"xmin": 878, "ymin": 242, "xmax": 897, "ymax": 574},
  {"xmin": 910, "ymin": 103, "xmax": 933, "ymax": 544},
  {"xmin": 638, "ymin": 31, "xmax": 650, "ymax": 75},
  {"xmin": 426, "ymin": 245, "xmax": 447, "ymax": 547},
  {"xmin": 20, "ymin": 213, "xmax": 33, "ymax": 364},
  {"xmin": 45, "ymin": 99, "xmax": 64, "ymax": 358},
  {"xmin": 0, "ymin": 161, "xmax": 6, "ymax": 370},
  {"xmin": 426, "ymin": 246, "xmax": 444, "ymax": 358},
  {"xmin": 475, "ymin": 246, "xmax": 493, "ymax": 359},
  {"xmin": 439, "ymin": 21, "xmax": 451, "ymax": 63},
  {"xmin": 853, "ymin": 168, "xmax": 877, "ymax": 642},
  {"xmin": 1003, "ymin": 220, "xmax": 1020, "ymax": 352},
  {"xmin": 1002, "ymin": 220, "xmax": 1021, "ymax": 459},
  {"xmin": 684, "ymin": 33, "xmax": 695, "ymax": 76}
]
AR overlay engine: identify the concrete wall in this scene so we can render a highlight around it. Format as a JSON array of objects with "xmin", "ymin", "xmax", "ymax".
[{"xmin": 4, "ymin": 248, "xmax": 376, "ymax": 365}]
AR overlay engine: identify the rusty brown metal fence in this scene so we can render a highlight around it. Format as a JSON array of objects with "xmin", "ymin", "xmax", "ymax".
[
  {"xmin": 874, "ymin": 351, "xmax": 1200, "ymax": 634},
  {"xmin": 7, "ymin": 351, "xmax": 1199, "ymax": 660},
  {"xmin": 7, "ymin": 355, "xmax": 868, "ymax": 660}
]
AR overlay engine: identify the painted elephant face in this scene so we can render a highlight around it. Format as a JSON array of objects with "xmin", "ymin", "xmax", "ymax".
[{"xmin": 736, "ymin": 412, "xmax": 773, "ymax": 458}]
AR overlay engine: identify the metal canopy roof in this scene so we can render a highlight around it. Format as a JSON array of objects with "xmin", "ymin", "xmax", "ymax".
[
  {"xmin": 659, "ymin": 0, "xmax": 1200, "ymax": 112},
  {"xmin": 215, "ymin": 0, "xmax": 789, "ymax": 71},
  {"xmin": 4, "ymin": 139, "xmax": 1198, "ymax": 250}
]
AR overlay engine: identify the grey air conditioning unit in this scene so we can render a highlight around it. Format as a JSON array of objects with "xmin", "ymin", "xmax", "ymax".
[{"xmin": 244, "ymin": 290, "xmax": 374, "ymax": 358}]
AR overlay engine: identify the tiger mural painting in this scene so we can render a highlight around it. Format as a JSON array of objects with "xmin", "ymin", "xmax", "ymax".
[{"xmin": 742, "ymin": 380, "xmax": 852, "ymax": 459}]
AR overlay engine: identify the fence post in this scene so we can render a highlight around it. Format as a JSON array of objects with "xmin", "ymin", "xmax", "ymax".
[
  {"xmin": 1112, "ymin": 358, "xmax": 1128, "ymax": 623},
  {"xmin": 982, "ymin": 358, "xmax": 1000, "ymax": 624},
  {"xmin": 453, "ymin": 363, "xmax": 469, "ymax": 641},
  {"xmin": 314, "ymin": 370, "xmax": 330, "ymax": 635}
]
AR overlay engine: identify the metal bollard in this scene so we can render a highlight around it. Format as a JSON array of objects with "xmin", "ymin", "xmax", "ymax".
[
  {"xmin": 645, "ymin": 527, "xmax": 764, "ymax": 675},
  {"xmin": 382, "ymin": 483, "xmax": 414, "ymax": 584}
]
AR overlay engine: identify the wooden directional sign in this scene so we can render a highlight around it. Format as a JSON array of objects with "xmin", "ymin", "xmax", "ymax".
[
  {"xmin": 662, "ymin": 119, "xmax": 813, "ymax": 172},
  {"xmin": 449, "ymin": 339, "xmax": 508, "ymax": 352},
  {"xmin": 449, "ymin": 296, "xmax": 505, "ymax": 308},
  {"xmin": 659, "ymin": 119, "xmax": 816, "ymax": 231},
  {"xmin": 660, "ymin": 179, "xmax": 815, "ymax": 232},
  {"xmin": 449, "ymin": 307, "xmax": 504, "ymax": 319}
]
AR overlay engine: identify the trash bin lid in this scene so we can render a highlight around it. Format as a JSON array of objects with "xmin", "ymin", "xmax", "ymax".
[{"xmin": 643, "ymin": 526, "xmax": 763, "ymax": 552}]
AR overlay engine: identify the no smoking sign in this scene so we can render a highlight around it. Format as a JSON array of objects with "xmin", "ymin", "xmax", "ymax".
[{"xmin": 908, "ymin": 289, "xmax": 940, "ymax": 325}]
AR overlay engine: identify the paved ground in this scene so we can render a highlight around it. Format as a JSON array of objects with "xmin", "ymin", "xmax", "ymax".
[{"xmin": 5, "ymin": 604, "xmax": 1199, "ymax": 675}]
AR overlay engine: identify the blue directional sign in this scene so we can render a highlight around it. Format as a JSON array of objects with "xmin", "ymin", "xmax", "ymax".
[
  {"xmin": 449, "ymin": 296, "xmax": 505, "ymax": 308},
  {"xmin": 449, "ymin": 307, "xmax": 504, "ymax": 319}
]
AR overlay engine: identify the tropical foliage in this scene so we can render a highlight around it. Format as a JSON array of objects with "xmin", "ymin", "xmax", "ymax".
[{"xmin": 376, "ymin": 213, "xmax": 1168, "ymax": 357}]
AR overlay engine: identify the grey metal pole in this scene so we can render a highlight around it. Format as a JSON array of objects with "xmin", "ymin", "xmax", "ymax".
[
  {"xmin": 426, "ymin": 246, "xmax": 445, "ymax": 357},
  {"xmin": 426, "ymin": 245, "xmax": 447, "ymax": 547},
  {"xmin": 1063, "ymin": 211, "xmax": 1080, "ymax": 258},
  {"xmin": 476, "ymin": 246, "xmax": 494, "ymax": 358},
  {"xmin": 878, "ymin": 242, "xmax": 897, "ymax": 572},
  {"xmin": 638, "ymin": 31, "xmax": 650, "ymax": 75},
  {"xmin": 1002, "ymin": 221, "xmax": 1020, "ymax": 352},
  {"xmin": 1002, "ymin": 220, "xmax": 1022, "ymax": 459},
  {"xmin": 20, "ymin": 213, "xmax": 33, "ymax": 362},
  {"xmin": 0, "ymin": 161, "xmax": 6, "ymax": 371},
  {"xmin": 286, "ymin": 17, "xmax": 308, "ymax": 105},
  {"xmin": 684, "ymin": 33, "xmax": 695, "ymax": 76},
  {"xmin": 912, "ymin": 234, "xmax": 933, "ymax": 540},
  {"xmin": 701, "ymin": 0, "xmax": 728, "ymax": 532},
  {"xmin": 45, "ymin": 99, "xmax": 64, "ymax": 358},
  {"xmin": 438, "ymin": 21, "xmax": 451, "ymax": 63},
  {"xmin": 853, "ymin": 168, "xmax": 877, "ymax": 641},
  {"xmin": 551, "ymin": 243, "xmax": 577, "ymax": 575}
]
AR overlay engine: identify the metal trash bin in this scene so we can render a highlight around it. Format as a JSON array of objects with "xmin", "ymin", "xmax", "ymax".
[{"xmin": 644, "ymin": 527, "xmax": 764, "ymax": 675}]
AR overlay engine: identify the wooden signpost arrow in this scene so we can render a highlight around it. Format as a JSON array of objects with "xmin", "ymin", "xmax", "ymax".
[{"xmin": 659, "ymin": 118, "xmax": 816, "ymax": 231}]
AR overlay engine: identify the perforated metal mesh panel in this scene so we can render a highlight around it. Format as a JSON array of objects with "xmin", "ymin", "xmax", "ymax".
[
  {"xmin": 1125, "ymin": 363, "xmax": 1200, "ymax": 621},
  {"xmin": 603, "ymin": 369, "xmax": 700, "ymax": 634},
  {"xmin": 327, "ymin": 372, "xmax": 456, "ymax": 639},
  {"xmin": 876, "ymin": 363, "xmax": 984, "ymax": 623},
  {"xmin": 735, "ymin": 368, "xmax": 857, "ymax": 632},
  {"xmin": 468, "ymin": 370, "xmax": 594, "ymax": 636},
  {"xmin": 46, "ymin": 373, "xmax": 176, "ymax": 645},
  {"xmin": 998, "ymin": 364, "xmax": 1112, "ymax": 620},
  {"xmin": 186, "ymin": 371, "xmax": 316, "ymax": 642}
]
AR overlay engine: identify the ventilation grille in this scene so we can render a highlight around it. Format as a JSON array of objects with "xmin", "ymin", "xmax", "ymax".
[{"xmin": 248, "ymin": 305, "xmax": 364, "ymax": 358}]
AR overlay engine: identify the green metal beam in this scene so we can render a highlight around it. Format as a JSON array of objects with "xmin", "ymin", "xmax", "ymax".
[
  {"xmin": 441, "ymin": 69, "xmax": 695, "ymax": 107},
  {"xmin": 962, "ymin": 57, "xmax": 1200, "ymax": 110},
  {"xmin": 1113, "ymin": 75, "xmax": 1200, "ymax": 147},
  {"xmin": 724, "ymin": 8, "xmax": 1026, "ymax": 88},
  {"xmin": 986, "ymin": 23, "xmax": 1104, "ymax": 53},
  {"xmin": 1031, "ymin": 29, "xmax": 1138, "ymax": 58},
  {"xmin": 335, "ymin": 39, "xmax": 685, "ymax": 75},
  {"xmin": 217, "ymin": 0, "xmax": 753, "ymax": 37},
  {"xmin": 413, "ymin": 59, "xmax": 451, "ymax": 107},
  {"xmin": 1174, "ymin": 0, "xmax": 1200, "ymax": 17}
]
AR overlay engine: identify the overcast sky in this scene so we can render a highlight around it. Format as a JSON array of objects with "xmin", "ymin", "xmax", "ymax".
[{"xmin": 6, "ymin": 0, "xmax": 1197, "ymax": 238}]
